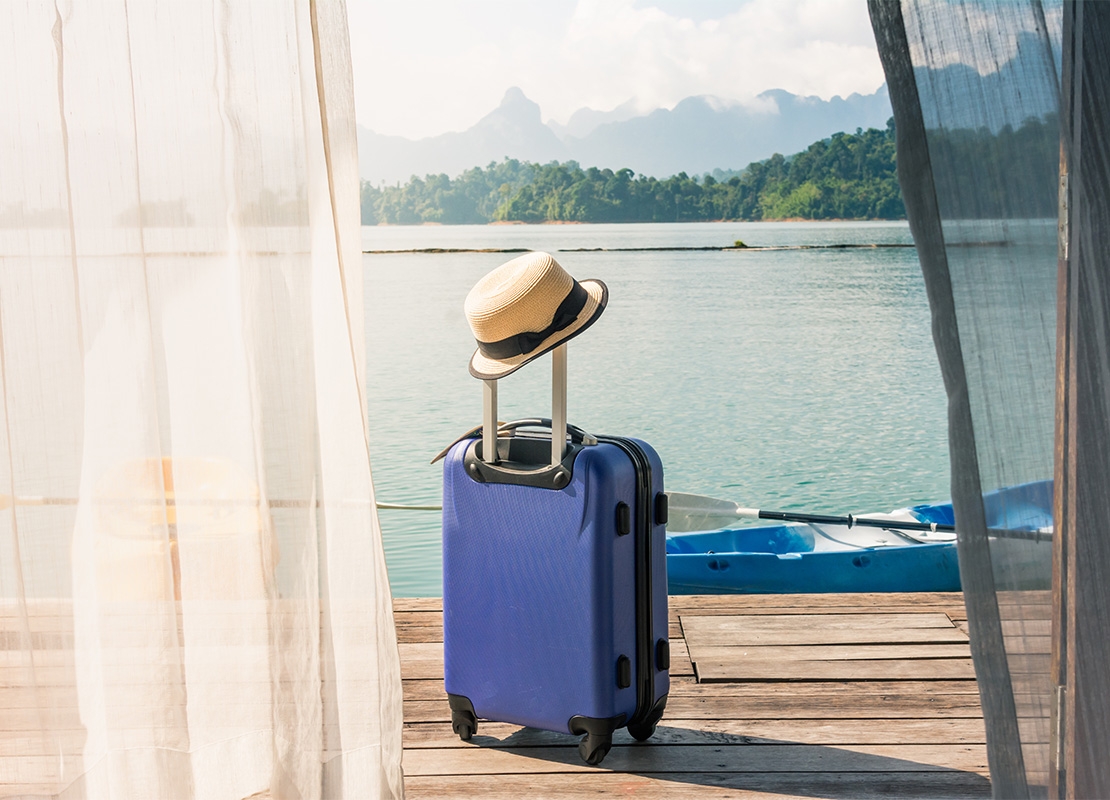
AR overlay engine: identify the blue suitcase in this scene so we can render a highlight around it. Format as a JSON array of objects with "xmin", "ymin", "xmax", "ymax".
[{"xmin": 440, "ymin": 363, "xmax": 669, "ymax": 765}]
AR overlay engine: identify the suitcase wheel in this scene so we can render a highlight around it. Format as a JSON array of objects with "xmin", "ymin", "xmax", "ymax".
[
  {"xmin": 451, "ymin": 709, "xmax": 477, "ymax": 742},
  {"xmin": 578, "ymin": 731, "xmax": 613, "ymax": 765},
  {"xmin": 627, "ymin": 721, "xmax": 657, "ymax": 742}
]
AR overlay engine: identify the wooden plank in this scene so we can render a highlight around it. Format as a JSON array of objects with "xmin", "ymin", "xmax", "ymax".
[
  {"xmin": 667, "ymin": 680, "xmax": 982, "ymax": 697},
  {"xmin": 392, "ymin": 598, "xmax": 443, "ymax": 612},
  {"xmin": 681, "ymin": 614, "xmax": 967, "ymax": 646},
  {"xmin": 398, "ymin": 643, "xmax": 694, "ymax": 681},
  {"xmin": 399, "ymin": 677, "xmax": 977, "ymax": 704},
  {"xmin": 404, "ymin": 679, "xmax": 446, "ymax": 702},
  {"xmin": 1001, "ymin": 635, "xmax": 1051, "ymax": 654},
  {"xmin": 687, "ymin": 643, "xmax": 971, "ymax": 663},
  {"xmin": 685, "ymin": 627, "xmax": 969, "ymax": 646},
  {"xmin": 670, "ymin": 639, "xmax": 694, "ymax": 678},
  {"xmin": 401, "ymin": 742, "xmax": 991, "ymax": 776},
  {"xmin": 999, "ymin": 620, "xmax": 1051, "ymax": 637},
  {"xmin": 0, "ymin": 600, "xmax": 972, "ymax": 629},
  {"xmin": 0, "ymin": 644, "xmax": 272, "ymax": 669},
  {"xmin": 683, "ymin": 612, "xmax": 958, "ymax": 632},
  {"xmin": 403, "ymin": 693, "xmax": 985, "ymax": 724},
  {"xmin": 399, "ymin": 678, "xmax": 982, "ymax": 703},
  {"xmin": 995, "ymin": 590, "xmax": 1050, "ymax": 606},
  {"xmin": 402, "ymin": 717, "xmax": 987, "ymax": 749},
  {"xmin": 393, "ymin": 611, "xmax": 443, "ymax": 626},
  {"xmin": 402, "ymin": 771, "xmax": 992, "ymax": 799},
  {"xmin": 1002, "ymin": 653, "xmax": 1051, "ymax": 675},
  {"xmin": 1, "ymin": 702, "xmax": 272, "ymax": 731},
  {"xmin": 0, "ymin": 731, "xmax": 87, "ymax": 758},
  {"xmin": 660, "ymin": 693, "xmax": 984, "ymax": 721},
  {"xmin": 672, "ymin": 606, "xmax": 970, "ymax": 621},
  {"xmin": 403, "ymin": 677, "xmax": 996, "ymax": 706},
  {"xmin": 0, "ymin": 601, "xmax": 73, "ymax": 617},
  {"xmin": 695, "ymin": 658, "xmax": 977, "ymax": 683},
  {"xmin": 667, "ymin": 593, "xmax": 966, "ymax": 610},
  {"xmin": 0, "ymin": 602, "xmax": 402, "ymax": 625},
  {"xmin": 396, "ymin": 627, "xmax": 439, "ymax": 644},
  {"xmin": 5, "ymin": 772, "xmax": 992, "ymax": 800},
  {"xmin": 0, "ymin": 678, "xmax": 313, "ymax": 710},
  {"xmin": 0, "ymin": 632, "xmax": 73, "ymax": 650},
  {"xmin": 394, "ymin": 619, "xmax": 684, "ymax": 643}
]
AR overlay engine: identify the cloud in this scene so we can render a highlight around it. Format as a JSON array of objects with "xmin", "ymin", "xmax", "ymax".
[{"xmin": 347, "ymin": 0, "xmax": 885, "ymax": 139}]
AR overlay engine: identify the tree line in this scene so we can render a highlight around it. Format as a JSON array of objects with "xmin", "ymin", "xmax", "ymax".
[{"xmin": 360, "ymin": 115, "xmax": 1058, "ymax": 225}]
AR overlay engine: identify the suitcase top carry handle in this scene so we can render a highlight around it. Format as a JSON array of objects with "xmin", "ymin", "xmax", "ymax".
[
  {"xmin": 429, "ymin": 418, "xmax": 595, "ymax": 466},
  {"xmin": 496, "ymin": 418, "xmax": 597, "ymax": 446}
]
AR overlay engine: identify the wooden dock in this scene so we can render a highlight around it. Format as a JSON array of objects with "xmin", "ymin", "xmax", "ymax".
[
  {"xmin": 399, "ymin": 592, "xmax": 990, "ymax": 799},
  {"xmin": 2, "ymin": 591, "xmax": 988, "ymax": 798}
]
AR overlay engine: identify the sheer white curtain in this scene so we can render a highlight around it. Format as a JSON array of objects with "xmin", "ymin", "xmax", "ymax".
[{"xmin": 0, "ymin": 1, "xmax": 403, "ymax": 798}]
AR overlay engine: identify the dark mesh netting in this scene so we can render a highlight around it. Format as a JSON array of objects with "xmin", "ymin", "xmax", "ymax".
[{"xmin": 872, "ymin": 1, "xmax": 1110, "ymax": 796}]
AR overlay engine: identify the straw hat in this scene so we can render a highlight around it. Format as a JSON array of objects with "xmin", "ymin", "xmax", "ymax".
[{"xmin": 465, "ymin": 251, "xmax": 608, "ymax": 380}]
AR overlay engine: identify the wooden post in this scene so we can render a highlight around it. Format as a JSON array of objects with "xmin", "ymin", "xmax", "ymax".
[{"xmin": 1057, "ymin": 3, "xmax": 1110, "ymax": 796}]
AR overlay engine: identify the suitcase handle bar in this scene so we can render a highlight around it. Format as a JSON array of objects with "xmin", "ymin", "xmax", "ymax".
[{"xmin": 483, "ymin": 344, "xmax": 569, "ymax": 467}]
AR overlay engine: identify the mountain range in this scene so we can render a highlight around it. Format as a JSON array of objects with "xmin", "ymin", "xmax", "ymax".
[{"xmin": 357, "ymin": 85, "xmax": 893, "ymax": 185}]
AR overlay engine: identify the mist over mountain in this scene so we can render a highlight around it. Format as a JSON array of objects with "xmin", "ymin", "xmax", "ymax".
[
  {"xmin": 546, "ymin": 98, "xmax": 642, "ymax": 140},
  {"xmin": 358, "ymin": 85, "xmax": 893, "ymax": 185},
  {"xmin": 358, "ymin": 88, "xmax": 567, "ymax": 187}
]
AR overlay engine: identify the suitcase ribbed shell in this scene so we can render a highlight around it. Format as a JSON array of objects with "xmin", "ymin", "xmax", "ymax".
[{"xmin": 442, "ymin": 436, "xmax": 667, "ymax": 734}]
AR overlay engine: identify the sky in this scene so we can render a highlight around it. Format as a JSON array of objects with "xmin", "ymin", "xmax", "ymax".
[{"xmin": 345, "ymin": 0, "xmax": 886, "ymax": 140}]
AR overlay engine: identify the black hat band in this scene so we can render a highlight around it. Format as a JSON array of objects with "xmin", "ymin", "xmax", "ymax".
[{"xmin": 475, "ymin": 281, "xmax": 588, "ymax": 361}]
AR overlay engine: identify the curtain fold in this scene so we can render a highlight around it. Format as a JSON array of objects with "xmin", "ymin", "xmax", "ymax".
[
  {"xmin": 0, "ymin": 1, "xmax": 403, "ymax": 798},
  {"xmin": 868, "ymin": 1, "xmax": 1061, "ymax": 797}
]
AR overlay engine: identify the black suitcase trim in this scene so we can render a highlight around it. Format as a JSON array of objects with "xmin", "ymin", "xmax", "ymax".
[
  {"xmin": 448, "ymin": 693, "xmax": 478, "ymax": 741},
  {"xmin": 595, "ymin": 435, "xmax": 667, "ymax": 732},
  {"xmin": 463, "ymin": 435, "xmax": 584, "ymax": 490},
  {"xmin": 569, "ymin": 713, "xmax": 626, "ymax": 765},
  {"xmin": 628, "ymin": 695, "xmax": 668, "ymax": 742}
]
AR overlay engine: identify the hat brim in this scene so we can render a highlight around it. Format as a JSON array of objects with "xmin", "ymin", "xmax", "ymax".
[{"xmin": 468, "ymin": 279, "xmax": 608, "ymax": 380}]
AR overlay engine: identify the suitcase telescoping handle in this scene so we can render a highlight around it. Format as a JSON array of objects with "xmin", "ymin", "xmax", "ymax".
[{"xmin": 483, "ymin": 343, "xmax": 569, "ymax": 467}]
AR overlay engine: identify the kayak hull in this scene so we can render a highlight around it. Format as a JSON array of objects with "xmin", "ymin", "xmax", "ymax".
[
  {"xmin": 665, "ymin": 480, "xmax": 1053, "ymax": 595},
  {"xmin": 666, "ymin": 538, "xmax": 960, "ymax": 594}
]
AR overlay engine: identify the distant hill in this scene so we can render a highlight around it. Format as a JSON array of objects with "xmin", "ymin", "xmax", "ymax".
[
  {"xmin": 361, "ymin": 108, "xmax": 1059, "ymax": 226},
  {"xmin": 361, "ymin": 122, "xmax": 906, "ymax": 225},
  {"xmin": 358, "ymin": 86, "xmax": 892, "ymax": 185}
]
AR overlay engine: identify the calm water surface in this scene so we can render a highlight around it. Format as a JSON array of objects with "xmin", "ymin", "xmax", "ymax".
[{"xmin": 363, "ymin": 221, "xmax": 949, "ymax": 596}]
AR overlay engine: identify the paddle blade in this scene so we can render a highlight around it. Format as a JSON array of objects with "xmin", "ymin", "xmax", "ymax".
[{"xmin": 664, "ymin": 491, "xmax": 759, "ymax": 533}]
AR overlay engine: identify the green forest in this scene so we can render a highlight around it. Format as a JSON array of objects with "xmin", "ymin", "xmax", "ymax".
[{"xmin": 359, "ymin": 115, "xmax": 1057, "ymax": 225}]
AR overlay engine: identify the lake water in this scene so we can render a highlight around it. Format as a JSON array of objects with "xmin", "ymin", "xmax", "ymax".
[{"xmin": 362, "ymin": 221, "xmax": 949, "ymax": 597}]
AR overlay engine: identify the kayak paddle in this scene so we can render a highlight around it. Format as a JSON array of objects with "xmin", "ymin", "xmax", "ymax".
[{"xmin": 664, "ymin": 490, "xmax": 955, "ymax": 535}]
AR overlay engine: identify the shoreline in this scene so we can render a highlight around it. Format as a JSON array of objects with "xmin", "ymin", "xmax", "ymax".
[
  {"xmin": 363, "ymin": 243, "xmax": 918, "ymax": 255},
  {"xmin": 372, "ymin": 218, "xmax": 908, "ymax": 227}
]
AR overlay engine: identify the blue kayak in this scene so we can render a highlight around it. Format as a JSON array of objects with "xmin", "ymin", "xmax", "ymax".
[{"xmin": 665, "ymin": 480, "xmax": 1053, "ymax": 594}]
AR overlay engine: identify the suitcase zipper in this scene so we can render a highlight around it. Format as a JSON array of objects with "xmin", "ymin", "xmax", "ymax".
[{"xmin": 595, "ymin": 435, "xmax": 656, "ymax": 728}]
